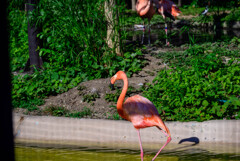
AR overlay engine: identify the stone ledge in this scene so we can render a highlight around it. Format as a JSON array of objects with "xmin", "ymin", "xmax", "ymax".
[{"xmin": 13, "ymin": 113, "xmax": 240, "ymax": 153}]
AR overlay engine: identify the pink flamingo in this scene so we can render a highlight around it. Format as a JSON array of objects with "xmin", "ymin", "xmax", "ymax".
[
  {"xmin": 158, "ymin": 0, "xmax": 181, "ymax": 20},
  {"xmin": 110, "ymin": 71, "xmax": 171, "ymax": 161},
  {"xmin": 136, "ymin": 0, "xmax": 158, "ymax": 44},
  {"xmin": 158, "ymin": 0, "xmax": 181, "ymax": 45}
]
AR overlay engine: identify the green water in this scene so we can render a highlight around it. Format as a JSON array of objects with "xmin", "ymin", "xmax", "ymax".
[{"xmin": 15, "ymin": 145, "xmax": 240, "ymax": 161}]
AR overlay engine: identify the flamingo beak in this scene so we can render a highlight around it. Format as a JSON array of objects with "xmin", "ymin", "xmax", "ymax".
[{"xmin": 110, "ymin": 83, "xmax": 115, "ymax": 90}]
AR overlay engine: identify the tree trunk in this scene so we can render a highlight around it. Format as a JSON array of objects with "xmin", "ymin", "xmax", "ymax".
[
  {"xmin": 26, "ymin": 0, "xmax": 42, "ymax": 71},
  {"xmin": 178, "ymin": 0, "xmax": 182, "ymax": 7},
  {"xmin": 104, "ymin": 0, "xmax": 122, "ymax": 56},
  {"xmin": 132, "ymin": 0, "xmax": 136, "ymax": 11}
]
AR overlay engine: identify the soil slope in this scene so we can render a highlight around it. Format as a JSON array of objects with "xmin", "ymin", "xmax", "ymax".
[{"xmin": 14, "ymin": 46, "xmax": 183, "ymax": 119}]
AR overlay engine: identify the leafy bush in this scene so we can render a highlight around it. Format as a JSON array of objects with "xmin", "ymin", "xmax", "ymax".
[
  {"xmin": 83, "ymin": 93, "xmax": 100, "ymax": 103},
  {"xmin": 105, "ymin": 89, "xmax": 121, "ymax": 102},
  {"xmin": 32, "ymin": 0, "xmax": 111, "ymax": 78},
  {"xmin": 45, "ymin": 106, "xmax": 92, "ymax": 118},
  {"xmin": 230, "ymin": 37, "xmax": 240, "ymax": 48},
  {"xmin": 9, "ymin": 0, "xmax": 145, "ymax": 111},
  {"xmin": 105, "ymin": 85, "xmax": 142, "ymax": 102},
  {"xmin": 8, "ymin": 10, "xmax": 29, "ymax": 71},
  {"xmin": 222, "ymin": 10, "xmax": 240, "ymax": 21},
  {"xmin": 66, "ymin": 107, "xmax": 92, "ymax": 118},
  {"xmin": 144, "ymin": 44, "xmax": 240, "ymax": 121},
  {"xmin": 44, "ymin": 106, "xmax": 67, "ymax": 117}
]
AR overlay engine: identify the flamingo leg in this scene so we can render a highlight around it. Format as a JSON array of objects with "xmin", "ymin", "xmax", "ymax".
[
  {"xmin": 148, "ymin": 19, "xmax": 151, "ymax": 45},
  {"xmin": 151, "ymin": 127, "xmax": 171, "ymax": 161},
  {"xmin": 137, "ymin": 129, "xmax": 144, "ymax": 161},
  {"xmin": 141, "ymin": 20, "xmax": 145, "ymax": 44},
  {"xmin": 165, "ymin": 18, "xmax": 169, "ymax": 46}
]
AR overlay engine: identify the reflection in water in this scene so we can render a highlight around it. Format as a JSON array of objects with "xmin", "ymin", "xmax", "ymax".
[
  {"xmin": 127, "ymin": 26, "xmax": 240, "ymax": 46},
  {"xmin": 15, "ymin": 145, "xmax": 240, "ymax": 161}
]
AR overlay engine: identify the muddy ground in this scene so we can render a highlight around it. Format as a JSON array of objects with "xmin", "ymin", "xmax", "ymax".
[{"xmin": 14, "ymin": 46, "xmax": 185, "ymax": 119}]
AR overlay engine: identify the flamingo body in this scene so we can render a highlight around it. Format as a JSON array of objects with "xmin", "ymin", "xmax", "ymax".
[
  {"xmin": 136, "ymin": 0, "xmax": 156, "ymax": 44},
  {"xmin": 158, "ymin": 0, "xmax": 181, "ymax": 20},
  {"xmin": 157, "ymin": 0, "xmax": 181, "ymax": 45},
  {"xmin": 136, "ymin": 0, "xmax": 155, "ymax": 20},
  {"xmin": 110, "ymin": 71, "xmax": 171, "ymax": 161},
  {"xmin": 124, "ymin": 95, "xmax": 169, "ymax": 131}
]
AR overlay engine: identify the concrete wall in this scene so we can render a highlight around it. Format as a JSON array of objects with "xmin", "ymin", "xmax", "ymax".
[{"xmin": 13, "ymin": 114, "xmax": 240, "ymax": 153}]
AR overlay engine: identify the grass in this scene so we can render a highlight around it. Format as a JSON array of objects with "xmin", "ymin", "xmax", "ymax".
[
  {"xmin": 9, "ymin": 1, "xmax": 240, "ymax": 121},
  {"xmin": 66, "ymin": 107, "xmax": 92, "ymax": 118},
  {"xmin": 82, "ymin": 93, "xmax": 100, "ymax": 103},
  {"xmin": 105, "ymin": 86, "xmax": 142, "ymax": 103},
  {"xmin": 44, "ymin": 106, "xmax": 92, "ymax": 118},
  {"xmin": 122, "ymin": 9, "xmax": 165, "ymax": 27},
  {"xmin": 143, "ymin": 40, "xmax": 240, "ymax": 121},
  {"xmin": 180, "ymin": 7, "xmax": 206, "ymax": 16}
]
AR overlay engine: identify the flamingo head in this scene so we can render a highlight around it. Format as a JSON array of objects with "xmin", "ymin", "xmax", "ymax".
[{"xmin": 110, "ymin": 71, "xmax": 126, "ymax": 90}]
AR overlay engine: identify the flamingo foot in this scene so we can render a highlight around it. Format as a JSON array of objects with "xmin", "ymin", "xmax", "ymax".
[
  {"xmin": 151, "ymin": 136, "xmax": 171, "ymax": 161},
  {"xmin": 140, "ymin": 152, "xmax": 144, "ymax": 161}
]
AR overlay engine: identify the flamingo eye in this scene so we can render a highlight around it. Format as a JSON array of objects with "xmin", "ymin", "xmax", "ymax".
[{"xmin": 111, "ymin": 74, "xmax": 118, "ymax": 82}]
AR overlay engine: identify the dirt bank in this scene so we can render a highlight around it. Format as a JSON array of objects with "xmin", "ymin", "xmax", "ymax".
[{"xmin": 14, "ymin": 46, "xmax": 185, "ymax": 119}]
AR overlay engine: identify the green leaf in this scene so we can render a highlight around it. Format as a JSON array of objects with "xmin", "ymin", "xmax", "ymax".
[
  {"xmin": 202, "ymin": 100, "xmax": 209, "ymax": 107},
  {"xmin": 51, "ymin": 72, "xmax": 59, "ymax": 80}
]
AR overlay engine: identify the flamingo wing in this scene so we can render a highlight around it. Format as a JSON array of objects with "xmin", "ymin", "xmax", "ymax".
[
  {"xmin": 159, "ymin": 0, "xmax": 181, "ymax": 19},
  {"xmin": 123, "ymin": 95, "xmax": 163, "ymax": 129},
  {"xmin": 136, "ymin": 0, "xmax": 155, "ymax": 19},
  {"xmin": 136, "ymin": 0, "xmax": 150, "ymax": 17}
]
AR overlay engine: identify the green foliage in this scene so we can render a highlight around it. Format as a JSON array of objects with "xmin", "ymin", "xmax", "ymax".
[
  {"xmin": 222, "ymin": 8, "xmax": 240, "ymax": 21},
  {"xmin": 45, "ymin": 106, "xmax": 92, "ymax": 118},
  {"xmin": 77, "ymin": 85, "xmax": 86, "ymax": 91},
  {"xmin": 181, "ymin": 3, "xmax": 240, "ymax": 27},
  {"xmin": 11, "ymin": 49, "xmax": 144, "ymax": 111},
  {"xmin": 123, "ymin": 10, "xmax": 164, "ymax": 27},
  {"xmin": 180, "ymin": 7, "xmax": 206, "ymax": 16},
  {"xmin": 8, "ymin": 0, "xmax": 145, "ymax": 111},
  {"xmin": 11, "ymin": 66, "xmax": 85, "ymax": 109},
  {"xmin": 105, "ymin": 89, "xmax": 121, "ymax": 102},
  {"xmin": 44, "ymin": 106, "xmax": 67, "ymax": 117},
  {"xmin": 105, "ymin": 86, "xmax": 142, "ymax": 102},
  {"xmin": 7, "ymin": 0, "xmax": 26, "ymax": 11},
  {"xmin": 8, "ymin": 10, "xmax": 29, "ymax": 71},
  {"xmin": 66, "ymin": 107, "xmax": 92, "ymax": 118},
  {"xmin": 77, "ymin": 85, "xmax": 87, "ymax": 95},
  {"xmin": 106, "ymin": 110, "xmax": 122, "ymax": 120},
  {"xmin": 9, "ymin": 1, "xmax": 240, "ymax": 121},
  {"xmin": 35, "ymin": 0, "xmax": 107, "ymax": 71},
  {"xmin": 107, "ymin": 50, "xmax": 144, "ymax": 77},
  {"xmin": 111, "ymin": 113, "xmax": 121, "ymax": 120},
  {"xmin": 183, "ymin": 0, "xmax": 239, "ymax": 9},
  {"xmin": 230, "ymin": 37, "xmax": 240, "ymax": 47},
  {"xmin": 144, "ymin": 44, "xmax": 240, "ymax": 121},
  {"xmin": 82, "ymin": 93, "xmax": 100, "ymax": 103}
]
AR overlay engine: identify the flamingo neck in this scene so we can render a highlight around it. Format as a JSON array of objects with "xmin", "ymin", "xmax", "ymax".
[{"xmin": 117, "ymin": 74, "xmax": 128, "ymax": 118}]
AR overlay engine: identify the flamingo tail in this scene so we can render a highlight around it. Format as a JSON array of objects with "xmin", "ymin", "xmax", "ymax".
[{"xmin": 171, "ymin": 5, "xmax": 181, "ymax": 17}]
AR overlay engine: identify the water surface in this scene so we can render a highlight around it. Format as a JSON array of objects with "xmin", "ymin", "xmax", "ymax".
[
  {"xmin": 127, "ymin": 26, "xmax": 240, "ymax": 46},
  {"xmin": 15, "ymin": 145, "xmax": 240, "ymax": 161}
]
